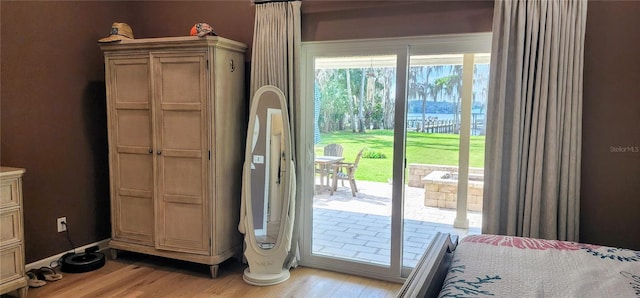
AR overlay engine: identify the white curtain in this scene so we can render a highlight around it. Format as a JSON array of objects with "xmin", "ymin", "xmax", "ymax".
[
  {"xmin": 250, "ymin": 0, "xmax": 302, "ymax": 268},
  {"xmin": 483, "ymin": 0, "xmax": 587, "ymax": 241}
]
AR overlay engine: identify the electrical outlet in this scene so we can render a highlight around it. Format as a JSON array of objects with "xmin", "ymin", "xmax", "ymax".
[{"xmin": 57, "ymin": 217, "xmax": 67, "ymax": 232}]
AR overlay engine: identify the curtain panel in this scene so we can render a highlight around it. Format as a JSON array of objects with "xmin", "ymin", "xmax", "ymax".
[
  {"xmin": 250, "ymin": 0, "xmax": 302, "ymax": 268},
  {"xmin": 483, "ymin": 0, "xmax": 587, "ymax": 241}
]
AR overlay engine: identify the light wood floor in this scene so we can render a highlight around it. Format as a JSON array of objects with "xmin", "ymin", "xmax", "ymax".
[{"xmin": 22, "ymin": 251, "xmax": 401, "ymax": 297}]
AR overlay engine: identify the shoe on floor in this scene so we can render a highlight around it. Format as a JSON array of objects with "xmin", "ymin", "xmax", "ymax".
[
  {"xmin": 27, "ymin": 270, "xmax": 46, "ymax": 288},
  {"xmin": 38, "ymin": 266, "xmax": 63, "ymax": 281}
]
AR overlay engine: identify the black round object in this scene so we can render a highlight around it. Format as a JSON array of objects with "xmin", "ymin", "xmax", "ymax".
[{"xmin": 60, "ymin": 252, "xmax": 106, "ymax": 273}]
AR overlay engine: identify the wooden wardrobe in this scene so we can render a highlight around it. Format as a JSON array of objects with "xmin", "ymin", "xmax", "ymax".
[{"xmin": 100, "ymin": 36, "xmax": 246, "ymax": 278}]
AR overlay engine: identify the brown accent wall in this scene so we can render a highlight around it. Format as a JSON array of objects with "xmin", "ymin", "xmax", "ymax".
[
  {"xmin": 581, "ymin": 1, "xmax": 640, "ymax": 250},
  {"xmin": 2, "ymin": 0, "xmax": 637, "ymax": 264},
  {"xmin": 302, "ymin": 1, "xmax": 494, "ymax": 41},
  {"xmin": 0, "ymin": 1, "xmax": 254, "ymax": 263},
  {"xmin": 1, "ymin": 1, "xmax": 126, "ymax": 262},
  {"xmin": 125, "ymin": 1, "xmax": 255, "ymax": 60}
]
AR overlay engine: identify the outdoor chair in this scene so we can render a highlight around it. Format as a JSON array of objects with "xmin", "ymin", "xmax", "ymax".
[
  {"xmin": 323, "ymin": 143, "xmax": 344, "ymax": 157},
  {"xmin": 315, "ymin": 144, "xmax": 344, "ymax": 188},
  {"xmin": 330, "ymin": 148, "xmax": 365, "ymax": 197}
]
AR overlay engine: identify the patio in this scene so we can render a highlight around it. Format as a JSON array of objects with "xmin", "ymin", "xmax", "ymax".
[{"xmin": 312, "ymin": 179, "xmax": 482, "ymax": 267}]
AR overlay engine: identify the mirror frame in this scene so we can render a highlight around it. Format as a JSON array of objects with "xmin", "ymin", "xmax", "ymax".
[{"xmin": 242, "ymin": 85, "xmax": 293, "ymax": 255}]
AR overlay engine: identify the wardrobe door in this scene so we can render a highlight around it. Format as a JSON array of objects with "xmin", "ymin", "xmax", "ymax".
[
  {"xmin": 152, "ymin": 52, "xmax": 210, "ymax": 255},
  {"xmin": 107, "ymin": 57, "xmax": 155, "ymax": 245}
]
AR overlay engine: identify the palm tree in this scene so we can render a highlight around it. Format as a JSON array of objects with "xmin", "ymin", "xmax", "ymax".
[
  {"xmin": 433, "ymin": 65, "xmax": 463, "ymax": 133},
  {"xmin": 408, "ymin": 67, "xmax": 427, "ymax": 132},
  {"xmin": 408, "ymin": 65, "xmax": 443, "ymax": 132},
  {"xmin": 449, "ymin": 65, "xmax": 463, "ymax": 127}
]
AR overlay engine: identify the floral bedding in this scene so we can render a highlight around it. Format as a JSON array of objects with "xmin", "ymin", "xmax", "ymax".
[{"xmin": 439, "ymin": 234, "xmax": 640, "ymax": 297}]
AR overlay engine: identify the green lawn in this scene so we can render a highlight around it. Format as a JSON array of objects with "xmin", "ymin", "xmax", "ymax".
[{"xmin": 315, "ymin": 130, "xmax": 486, "ymax": 183}]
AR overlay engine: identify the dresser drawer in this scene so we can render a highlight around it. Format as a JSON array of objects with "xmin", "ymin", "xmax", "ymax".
[
  {"xmin": 0, "ymin": 178, "xmax": 20, "ymax": 209},
  {"xmin": 0, "ymin": 244, "xmax": 24, "ymax": 283},
  {"xmin": 0, "ymin": 210, "xmax": 20, "ymax": 246}
]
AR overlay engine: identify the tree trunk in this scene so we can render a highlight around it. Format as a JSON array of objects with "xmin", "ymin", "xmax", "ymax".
[
  {"xmin": 358, "ymin": 70, "xmax": 366, "ymax": 133},
  {"xmin": 383, "ymin": 69, "xmax": 394, "ymax": 129},
  {"xmin": 420, "ymin": 95, "xmax": 426, "ymax": 133},
  {"xmin": 346, "ymin": 70, "xmax": 356, "ymax": 132}
]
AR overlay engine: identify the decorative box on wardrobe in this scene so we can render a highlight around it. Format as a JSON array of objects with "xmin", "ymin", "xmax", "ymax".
[{"xmin": 100, "ymin": 36, "xmax": 247, "ymax": 278}]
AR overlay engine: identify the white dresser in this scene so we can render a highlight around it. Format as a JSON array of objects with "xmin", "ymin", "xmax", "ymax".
[{"xmin": 0, "ymin": 167, "xmax": 28, "ymax": 297}]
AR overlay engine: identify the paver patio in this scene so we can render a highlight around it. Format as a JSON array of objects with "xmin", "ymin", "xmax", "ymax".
[{"xmin": 312, "ymin": 179, "xmax": 482, "ymax": 267}]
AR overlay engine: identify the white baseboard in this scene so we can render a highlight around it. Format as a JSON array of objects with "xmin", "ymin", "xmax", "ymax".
[{"xmin": 26, "ymin": 238, "xmax": 111, "ymax": 271}]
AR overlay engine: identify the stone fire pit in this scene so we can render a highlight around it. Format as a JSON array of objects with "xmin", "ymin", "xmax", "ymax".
[{"xmin": 422, "ymin": 171, "xmax": 484, "ymax": 211}]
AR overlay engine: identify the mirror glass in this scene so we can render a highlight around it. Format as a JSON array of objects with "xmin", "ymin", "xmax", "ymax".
[{"xmin": 249, "ymin": 90, "xmax": 288, "ymax": 250}]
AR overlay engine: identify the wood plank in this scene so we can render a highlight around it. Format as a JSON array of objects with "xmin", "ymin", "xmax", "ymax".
[{"xmin": 27, "ymin": 250, "xmax": 401, "ymax": 297}]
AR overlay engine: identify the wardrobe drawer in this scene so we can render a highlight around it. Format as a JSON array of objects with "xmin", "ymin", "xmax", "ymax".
[
  {"xmin": 0, "ymin": 178, "xmax": 20, "ymax": 209},
  {"xmin": 0, "ymin": 210, "xmax": 20, "ymax": 246}
]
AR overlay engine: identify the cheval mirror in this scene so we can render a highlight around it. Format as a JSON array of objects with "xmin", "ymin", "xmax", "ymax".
[{"xmin": 238, "ymin": 85, "xmax": 296, "ymax": 286}]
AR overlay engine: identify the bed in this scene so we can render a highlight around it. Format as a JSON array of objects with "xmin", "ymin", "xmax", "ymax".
[{"xmin": 398, "ymin": 232, "xmax": 640, "ymax": 297}]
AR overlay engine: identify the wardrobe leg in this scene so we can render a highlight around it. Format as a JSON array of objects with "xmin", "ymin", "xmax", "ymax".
[
  {"xmin": 209, "ymin": 264, "xmax": 219, "ymax": 278},
  {"xmin": 109, "ymin": 248, "xmax": 118, "ymax": 260}
]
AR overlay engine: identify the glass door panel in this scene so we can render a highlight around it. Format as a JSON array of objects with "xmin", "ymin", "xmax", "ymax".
[
  {"xmin": 402, "ymin": 53, "xmax": 489, "ymax": 268},
  {"xmin": 312, "ymin": 55, "xmax": 396, "ymax": 266}
]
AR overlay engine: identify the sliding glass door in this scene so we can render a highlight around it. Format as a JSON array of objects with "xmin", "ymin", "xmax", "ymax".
[
  {"xmin": 312, "ymin": 55, "xmax": 397, "ymax": 266},
  {"xmin": 300, "ymin": 34, "xmax": 491, "ymax": 281}
]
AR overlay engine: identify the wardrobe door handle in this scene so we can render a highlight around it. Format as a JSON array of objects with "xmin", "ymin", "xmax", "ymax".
[
  {"xmin": 157, "ymin": 151, "xmax": 162, "ymax": 155},
  {"xmin": 149, "ymin": 149, "xmax": 153, "ymax": 154}
]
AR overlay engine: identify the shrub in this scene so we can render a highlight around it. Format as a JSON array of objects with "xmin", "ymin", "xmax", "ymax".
[{"xmin": 363, "ymin": 149, "xmax": 386, "ymax": 159}]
